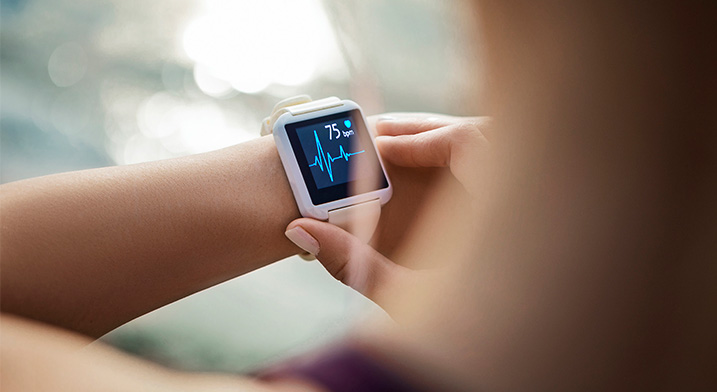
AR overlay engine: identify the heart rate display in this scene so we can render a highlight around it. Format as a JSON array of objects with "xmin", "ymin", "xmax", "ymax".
[
  {"xmin": 285, "ymin": 108, "xmax": 389, "ymax": 205},
  {"xmin": 307, "ymin": 130, "xmax": 365, "ymax": 183},
  {"xmin": 295, "ymin": 115, "xmax": 367, "ymax": 190}
]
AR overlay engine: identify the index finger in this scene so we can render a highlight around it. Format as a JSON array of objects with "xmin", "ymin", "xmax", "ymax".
[{"xmin": 375, "ymin": 116, "xmax": 463, "ymax": 136}]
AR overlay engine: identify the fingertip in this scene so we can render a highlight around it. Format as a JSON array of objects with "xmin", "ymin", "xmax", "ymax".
[
  {"xmin": 376, "ymin": 115, "xmax": 397, "ymax": 122},
  {"xmin": 376, "ymin": 116, "xmax": 460, "ymax": 137},
  {"xmin": 286, "ymin": 218, "xmax": 349, "ymax": 251},
  {"xmin": 377, "ymin": 134, "xmax": 415, "ymax": 167},
  {"xmin": 376, "ymin": 117, "xmax": 423, "ymax": 136},
  {"xmin": 287, "ymin": 217, "xmax": 332, "ymax": 233},
  {"xmin": 284, "ymin": 224, "xmax": 320, "ymax": 256},
  {"xmin": 375, "ymin": 118, "xmax": 397, "ymax": 136},
  {"xmin": 285, "ymin": 217, "xmax": 312, "ymax": 231},
  {"xmin": 375, "ymin": 135, "xmax": 391, "ymax": 145},
  {"xmin": 375, "ymin": 137, "xmax": 397, "ymax": 164}
]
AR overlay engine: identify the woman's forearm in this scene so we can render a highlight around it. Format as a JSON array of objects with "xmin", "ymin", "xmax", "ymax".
[
  {"xmin": 1, "ymin": 314, "xmax": 316, "ymax": 392},
  {"xmin": 0, "ymin": 135, "xmax": 301, "ymax": 337}
]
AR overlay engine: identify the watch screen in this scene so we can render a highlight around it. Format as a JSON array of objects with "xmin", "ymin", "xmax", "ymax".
[{"xmin": 285, "ymin": 109, "xmax": 389, "ymax": 205}]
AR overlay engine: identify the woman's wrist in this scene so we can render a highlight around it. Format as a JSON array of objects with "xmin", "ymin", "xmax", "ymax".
[
  {"xmin": 202, "ymin": 135, "xmax": 302, "ymax": 264},
  {"xmin": 0, "ymin": 135, "xmax": 304, "ymax": 336}
]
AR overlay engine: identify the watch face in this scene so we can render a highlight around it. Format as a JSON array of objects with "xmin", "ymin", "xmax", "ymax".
[{"xmin": 285, "ymin": 109, "xmax": 389, "ymax": 205}]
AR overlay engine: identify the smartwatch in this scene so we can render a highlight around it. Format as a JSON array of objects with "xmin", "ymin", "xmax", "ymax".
[{"xmin": 262, "ymin": 96, "xmax": 392, "ymax": 249}]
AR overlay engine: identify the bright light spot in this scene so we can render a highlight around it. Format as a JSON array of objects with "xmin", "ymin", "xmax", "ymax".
[
  {"xmin": 135, "ymin": 91, "xmax": 253, "ymax": 156},
  {"xmin": 229, "ymin": 72, "xmax": 271, "ymax": 95},
  {"xmin": 175, "ymin": 102, "xmax": 254, "ymax": 153},
  {"xmin": 182, "ymin": 0, "xmax": 342, "ymax": 95},
  {"xmin": 137, "ymin": 92, "xmax": 182, "ymax": 139},
  {"xmin": 48, "ymin": 42, "xmax": 87, "ymax": 87},
  {"xmin": 193, "ymin": 64, "xmax": 235, "ymax": 97},
  {"xmin": 122, "ymin": 134, "xmax": 173, "ymax": 165}
]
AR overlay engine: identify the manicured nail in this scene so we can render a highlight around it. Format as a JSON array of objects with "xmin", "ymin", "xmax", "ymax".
[{"xmin": 285, "ymin": 226, "xmax": 320, "ymax": 256}]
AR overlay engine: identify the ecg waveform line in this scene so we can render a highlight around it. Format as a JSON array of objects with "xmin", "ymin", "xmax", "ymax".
[{"xmin": 308, "ymin": 130, "xmax": 365, "ymax": 183}]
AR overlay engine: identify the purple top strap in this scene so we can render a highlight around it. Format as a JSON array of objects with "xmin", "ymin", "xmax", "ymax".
[{"xmin": 258, "ymin": 344, "xmax": 423, "ymax": 392}]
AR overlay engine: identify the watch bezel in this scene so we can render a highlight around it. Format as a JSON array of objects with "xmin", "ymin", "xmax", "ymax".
[{"xmin": 273, "ymin": 100, "xmax": 393, "ymax": 220}]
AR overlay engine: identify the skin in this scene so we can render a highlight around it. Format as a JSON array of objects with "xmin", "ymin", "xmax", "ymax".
[
  {"xmin": 0, "ymin": 113, "xmax": 446, "ymax": 392},
  {"xmin": 1, "ymin": 313, "xmax": 319, "ymax": 392},
  {"xmin": 2, "ymin": 1, "xmax": 715, "ymax": 391},
  {"xmin": 0, "ymin": 120, "xmax": 440, "ymax": 338},
  {"xmin": 1, "ymin": 136, "xmax": 301, "ymax": 337}
]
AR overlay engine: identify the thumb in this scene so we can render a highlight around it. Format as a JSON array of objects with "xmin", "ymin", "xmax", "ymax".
[{"xmin": 285, "ymin": 218, "xmax": 409, "ymax": 305}]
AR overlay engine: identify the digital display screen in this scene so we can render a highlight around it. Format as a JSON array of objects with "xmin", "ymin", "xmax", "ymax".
[{"xmin": 285, "ymin": 109, "xmax": 389, "ymax": 205}]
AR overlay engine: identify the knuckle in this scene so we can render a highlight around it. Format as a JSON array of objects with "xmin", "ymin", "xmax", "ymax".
[
  {"xmin": 426, "ymin": 133, "xmax": 452, "ymax": 167},
  {"xmin": 450, "ymin": 120, "xmax": 491, "ymax": 147},
  {"xmin": 332, "ymin": 258, "xmax": 350, "ymax": 284},
  {"xmin": 321, "ymin": 252, "xmax": 351, "ymax": 282},
  {"xmin": 449, "ymin": 122, "xmax": 481, "ymax": 143}
]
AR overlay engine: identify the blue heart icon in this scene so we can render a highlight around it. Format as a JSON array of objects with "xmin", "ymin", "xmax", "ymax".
[{"xmin": 344, "ymin": 120, "xmax": 352, "ymax": 128}]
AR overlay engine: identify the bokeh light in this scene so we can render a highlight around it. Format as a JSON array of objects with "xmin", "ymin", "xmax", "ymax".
[
  {"xmin": 48, "ymin": 42, "xmax": 87, "ymax": 87},
  {"xmin": 182, "ymin": 0, "xmax": 342, "ymax": 95}
]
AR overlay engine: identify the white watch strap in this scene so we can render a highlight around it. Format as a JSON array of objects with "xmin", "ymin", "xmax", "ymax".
[
  {"xmin": 260, "ymin": 95, "xmax": 341, "ymax": 136},
  {"xmin": 328, "ymin": 199, "xmax": 382, "ymax": 244}
]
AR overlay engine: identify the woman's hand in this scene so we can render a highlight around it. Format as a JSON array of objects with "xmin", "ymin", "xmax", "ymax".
[
  {"xmin": 376, "ymin": 114, "xmax": 492, "ymax": 196},
  {"xmin": 284, "ymin": 114, "xmax": 492, "ymax": 310}
]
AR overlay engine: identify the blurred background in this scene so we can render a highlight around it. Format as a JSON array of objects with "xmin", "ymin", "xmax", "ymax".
[{"xmin": 0, "ymin": 0, "xmax": 482, "ymax": 373}]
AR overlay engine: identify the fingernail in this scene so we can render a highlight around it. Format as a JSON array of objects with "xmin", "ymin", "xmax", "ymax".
[
  {"xmin": 285, "ymin": 226, "xmax": 320, "ymax": 256},
  {"xmin": 376, "ymin": 116, "xmax": 396, "ymax": 122}
]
